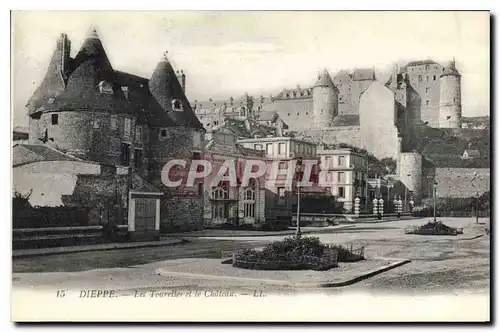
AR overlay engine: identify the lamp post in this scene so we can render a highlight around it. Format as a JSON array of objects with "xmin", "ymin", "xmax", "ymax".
[
  {"xmin": 475, "ymin": 191, "xmax": 480, "ymax": 225},
  {"xmin": 295, "ymin": 157, "xmax": 303, "ymax": 239},
  {"xmin": 433, "ymin": 181, "xmax": 438, "ymax": 222},
  {"xmin": 470, "ymin": 172, "xmax": 479, "ymax": 224}
]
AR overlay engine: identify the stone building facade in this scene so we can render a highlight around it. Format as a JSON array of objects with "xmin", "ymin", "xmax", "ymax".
[{"xmin": 21, "ymin": 28, "xmax": 205, "ymax": 234}]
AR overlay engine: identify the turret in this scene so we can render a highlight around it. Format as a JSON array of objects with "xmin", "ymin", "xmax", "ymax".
[
  {"xmin": 438, "ymin": 58, "xmax": 462, "ymax": 128},
  {"xmin": 312, "ymin": 69, "xmax": 338, "ymax": 128},
  {"xmin": 149, "ymin": 51, "xmax": 201, "ymax": 128}
]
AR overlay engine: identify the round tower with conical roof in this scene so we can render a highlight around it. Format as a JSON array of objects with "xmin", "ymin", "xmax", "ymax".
[
  {"xmin": 438, "ymin": 59, "xmax": 462, "ymax": 128},
  {"xmin": 312, "ymin": 69, "xmax": 338, "ymax": 128}
]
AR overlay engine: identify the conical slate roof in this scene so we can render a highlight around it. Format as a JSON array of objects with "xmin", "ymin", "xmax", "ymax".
[
  {"xmin": 40, "ymin": 28, "xmax": 132, "ymax": 114},
  {"xmin": 313, "ymin": 69, "xmax": 338, "ymax": 92},
  {"xmin": 27, "ymin": 35, "xmax": 68, "ymax": 115},
  {"xmin": 313, "ymin": 69, "xmax": 339, "ymax": 94},
  {"xmin": 72, "ymin": 27, "xmax": 114, "ymax": 79},
  {"xmin": 148, "ymin": 53, "xmax": 203, "ymax": 128},
  {"xmin": 440, "ymin": 59, "xmax": 461, "ymax": 78}
]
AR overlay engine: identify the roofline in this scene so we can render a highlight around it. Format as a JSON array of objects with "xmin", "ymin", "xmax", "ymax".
[
  {"xmin": 237, "ymin": 136, "xmax": 317, "ymax": 145},
  {"xmin": 316, "ymin": 149, "xmax": 363, "ymax": 156}
]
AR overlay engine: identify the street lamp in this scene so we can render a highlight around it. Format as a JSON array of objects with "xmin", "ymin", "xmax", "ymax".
[
  {"xmin": 433, "ymin": 181, "xmax": 438, "ymax": 222},
  {"xmin": 295, "ymin": 157, "xmax": 303, "ymax": 239},
  {"xmin": 470, "ymin": 172, "xmax": 479, "ymax": 224}
]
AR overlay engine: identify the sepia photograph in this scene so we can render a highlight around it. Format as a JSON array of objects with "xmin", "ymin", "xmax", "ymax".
[{"xmin": 9, "ymin": 10, "xmax": 491, "ymax": 322}]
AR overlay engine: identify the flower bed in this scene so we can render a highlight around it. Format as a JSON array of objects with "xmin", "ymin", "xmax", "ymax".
[
  {"xmin": 225, "ymin": 236, "xmax": 365, "ymax": 271},
  {"xmin": 405, "ymin": 221, "xmax": 464, "ymax": 236}
]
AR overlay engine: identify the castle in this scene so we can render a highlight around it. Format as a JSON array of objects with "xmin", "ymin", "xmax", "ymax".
[
  {"xmin": 193, "ymin": 58, "xmax": 489, "ymax": 205},
  {"xmin": 18, "ymin": 28, "xmax": 207, "ymax": 235}
]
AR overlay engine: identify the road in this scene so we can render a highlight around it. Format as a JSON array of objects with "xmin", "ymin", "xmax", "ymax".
[{"xmin": 12, "ymin": 217, "xmax": 490, "ymax": 295}]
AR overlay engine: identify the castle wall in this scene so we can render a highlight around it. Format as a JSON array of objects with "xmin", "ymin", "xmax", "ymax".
[
  {"xmin": 148, "ymin": 126, "xmax": 204, "ymax": 196},
  {"xmin": 291, "ymin": 126, "xmax": 363, "ymax": 149},
  {"xmin": 359, "ymin": 82, "xmax": 400, "ymax": 160},
  {"xmin": 431, "ymin": 168, "xmax": 490, "ymax": 198},
  {"xmin": 262, "ymin": 98, "xmax": 314, "ymax": 131},
  {"xmin": 161, "ymin": 196, "xmax": 204, "ymax": 232},
  {"xmin": 405, "ymin": 63, "xmax": 444, "ymax": 127},
  {"xmin": 439, "ymin": 74, "xmax": 462, "ymax": 128}
]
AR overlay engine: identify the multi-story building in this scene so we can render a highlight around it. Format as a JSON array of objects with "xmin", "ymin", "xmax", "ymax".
[
  {"xmin": 317, "ymin": 148, "xmax": 367, "ymax": 212},
  {"xmin": 238, "ymin": 136, "xmax": 321, "ymax": 224},
  {"xmin": 202, "ymin": 125, "xmax": 266, "ymax": 228}
]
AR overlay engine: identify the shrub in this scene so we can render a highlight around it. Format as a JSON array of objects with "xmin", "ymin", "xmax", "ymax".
[{"xmin": 233, "ymin": 236, "xmax": 365, "ymax": 270}]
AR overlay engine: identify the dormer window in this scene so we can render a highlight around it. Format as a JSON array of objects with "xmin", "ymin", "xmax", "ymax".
[
  {"xmin": 99, "ymin": 81, "xmax": 113, "ymax": 94},
  {"xmin": 171, "ymin": 99, "xmax": 183, "ymax": 112}
]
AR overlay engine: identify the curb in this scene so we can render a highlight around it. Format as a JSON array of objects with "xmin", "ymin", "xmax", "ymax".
[
  {"xmin": 457, "ymin": 234, "xmax": 485, "ymax": 241},
  {"xmin": 170, "ymin": 225, "xmax": 355, "ymax": 238},
  {"xmin": 156, "ymin": 258, "xmax": 411, "ymax": 288},
  {"xmin": 12, "ymin": 239, "xmax": 187, "ymax": 259}
]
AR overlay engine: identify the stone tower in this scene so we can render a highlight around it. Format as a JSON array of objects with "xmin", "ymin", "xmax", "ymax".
[
  {"xmin": 312, "ymin": 69, "xmax": 338, "ymax": 128},
  {"xmin": 438, "ymin": 59, "xmax": 462, "ymax": 128}
]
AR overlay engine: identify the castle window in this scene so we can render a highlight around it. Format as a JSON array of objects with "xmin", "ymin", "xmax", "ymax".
[
  {"xmin": 110, "ymin": 116, "xmax": 117, "ymax": 130},
  {"xmin": 135, "ymin": 126, "xmax": 142, "ymax": 141},
  {"xmin": 171, "ymin": 99, "xmax": 183, "ymax": 112},
  {"xmin": 453, "ymin": 98, "xmax": 456, "ymax": 103},
  {"xmin": 338, "ymin": 186, "xmax": 345, "ymax": 198},
  {"xmin": 306, "ymin": 112, "xmax": 309, "ymax": 115},
  {"xmin": 418, "ymin": 75, "xmax": 422, "ymax": 82},
  {"xmin": 121, "ymin": 143, "xmax": 131, "ymax": 166},
  {"xmin": 124, "ymin": 118, "xmax": 131, "ymax": 138},
  {"xmin": 426, "ymin": 100, "xmax": 430, "ymax": 106},
  {"xmin": 425, "ymin": 87, "xmax": 430, "ymax": 93},
  {"xmin": 286, "ymin": 93, "xmax": 289, "ymax": 98},
  {"xmin": 134, "ymin": 148, "xmax": 142, "ymax": 168},
  {"xmin": 160, "ymin": 128, "xmax": 167, "ymax": 138},
  {"xmin": 297, "ymin": 113, "xmax": 299, "ymax": 116},
  {"xmin": 446, "ymin": 116, "xmax": 451, "ymax": 120},
  {"xmin": 51, "ymin": 114, "xmax": 58, "ymax": 125},
  {"xmin": 321, "ymin": 110, "xmax": 323, "ymax": 115},
  {"xmin": 98, "ymin": 81, "xmax": 114, "ymax": 94},
  {"xmin": 93, "ymin": 119, "xmax": 100, "ymax": 129},
  {"xmin": 433, "ymin": 75, "xmax": 437, "ymax": 81},
  {"xmin": 288, "ymin": 113, "xmax": 290, "ymax": 116},
  {"xmin": 425, "ymin": 65, "xmax": 430, "ymax": 70}
]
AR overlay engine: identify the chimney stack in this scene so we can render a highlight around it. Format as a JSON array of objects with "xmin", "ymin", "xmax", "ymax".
[{"xmin": 176, "ymin": 69, "xmax": 186, "ymax": 93}]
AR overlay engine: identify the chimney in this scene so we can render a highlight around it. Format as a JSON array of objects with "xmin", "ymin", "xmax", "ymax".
[
  {"xmin": 176, "ymin": 69, "xmax": 186, "ymax": 93},
  {"xmin": 56, "ymin": 33, "xmax": 71, "ymax": 83},
  {"xmin": 391, "ymin": 63, "xmax": 398, "ymax": 91}
]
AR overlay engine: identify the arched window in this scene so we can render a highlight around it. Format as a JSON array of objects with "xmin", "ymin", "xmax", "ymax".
[
  {"xmin": 243, "ymin": 179, "xmax": 256, "ymax": 218},
  {"xmin": 212, "ymin": 182, "xmax": 229, "ymax": 200},
  {"xmin": 172, "ymin": 99, "xmax": 183, "ymax": 112},
  {"xmin": 211, "ymin": 182, "xmax": 230, "ymax": 219}
]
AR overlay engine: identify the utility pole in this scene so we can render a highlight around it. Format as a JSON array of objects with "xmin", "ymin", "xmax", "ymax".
[
  {"xmin": 296, "ymin": 157, "xmax": 303, "ymax": 239},
  {"xmin": 433, "ymin": 181, "xmax": 438, "ymax": 222},
  {"xmin": 476, "ymin": 191, "xmax": 479, "ymax": 224}
]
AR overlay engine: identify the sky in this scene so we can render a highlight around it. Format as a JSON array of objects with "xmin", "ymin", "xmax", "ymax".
[{"xmin": 11, "ymin": 11, "xmax": 490, "ymax": 126}]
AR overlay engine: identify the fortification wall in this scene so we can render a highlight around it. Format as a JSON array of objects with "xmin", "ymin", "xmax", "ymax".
[
  {"xmin": 425, "ymin": 168, "xmax": 490, "ymax": 198},
  {"xmin": 290, "ymin": 126, "xmax": 363, "ymax": 148}
]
